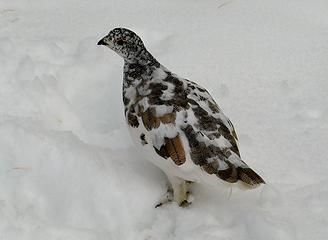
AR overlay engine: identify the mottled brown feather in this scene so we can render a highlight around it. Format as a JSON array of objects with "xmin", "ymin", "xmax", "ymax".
[
  {"xmin": 140, "ymin": 108, "xmax": 160, "ymax": 130},
  {"xmin": 164, "ymin": 135, "xmax": 186, "ymax": 165},
  {"xmin": 154, "ymin": 145, "xmax": 169, "ymax": 159},
  {"xmin": 238, "ymin": 167, "xmax": 265, "ymax": 186},
  {"xmin": 154, "ymin": 135, "xmax": 186, "ymax": 165},
  {"xmin": 202, "ymin": 160, "xmax": 219, "ymax": 174},
  {"xmin": 140, "ymin": 108, "xmax": 176, "ymax": 130},
  {"xmin": 158, "ymin": 112, "xmax": 176, "ymax": 124},
  {"xmin": 127, "ymin": 112, "xmax": 139, "ymax": 127},
  {"xmin": 217, "ymin": 162, "xmax": 239, "ymax": 183},
  {"xmin": 139, "ymin": 107, "xmax": 185, "ymax": 165},
  {"xmin": 208, "ymin": 100, "xmax": 220, "ymax": 113}
]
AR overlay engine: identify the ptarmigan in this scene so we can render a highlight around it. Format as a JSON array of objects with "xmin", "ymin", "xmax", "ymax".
[{"xmin": 98, "ymin": 28, "xmax": 265, "ymax": 207}]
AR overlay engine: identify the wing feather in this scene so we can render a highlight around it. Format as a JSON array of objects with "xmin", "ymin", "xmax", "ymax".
[
  {"xmin": 181, "ymin": 80, "xmax": 265, "ymax": 187},
  {"xmin": 164, "ymin": 135, "xmax": 186, "ymax": 165},
  {"xmin": 129, "ymin": 72, "xmax": 264, "ymax": 187}
]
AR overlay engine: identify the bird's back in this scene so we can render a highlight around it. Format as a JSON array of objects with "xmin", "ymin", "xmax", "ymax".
[{"xmin": 123, "ymin": 64, "xmax": 265, "ymax": 188}]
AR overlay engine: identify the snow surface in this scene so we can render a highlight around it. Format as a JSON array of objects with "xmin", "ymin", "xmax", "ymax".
[{"xmin": 1, "ymin": 0, "xmax": 328, "ymax": 239}]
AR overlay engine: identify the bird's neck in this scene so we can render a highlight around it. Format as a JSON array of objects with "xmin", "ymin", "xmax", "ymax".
[
  {"xmin": 123, "ymin": 50, "xmax": 161, "ymax": 88},
  {"xmin": 124, "ymin": 49, "xmax": 159, "ymax": 67},
  {"xmin": 122, "ymin": 51, "xmax": 165, "ymax": 113}
]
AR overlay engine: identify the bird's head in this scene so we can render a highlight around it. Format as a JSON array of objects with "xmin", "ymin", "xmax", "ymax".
[{"xmin": 97, "ymin": 28, "xmax": 146, "ymax": 62}]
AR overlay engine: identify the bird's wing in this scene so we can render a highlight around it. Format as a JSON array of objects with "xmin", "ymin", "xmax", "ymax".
[
  {"xmin": 138, "ymin": 107, "xmax": 187, "ymax": 166},
  {"xmin": 131, "ymin": 71, "xmax": 264, "ymax": 187},
  {"xmin": 180, "ymin": 79, "xmax": 264, "ymax": 186}
]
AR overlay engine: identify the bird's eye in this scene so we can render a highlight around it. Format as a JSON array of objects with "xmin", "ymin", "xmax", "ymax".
[{"xmin": 117, "ymin": 39, "xmax": 124, "ymax": 45}]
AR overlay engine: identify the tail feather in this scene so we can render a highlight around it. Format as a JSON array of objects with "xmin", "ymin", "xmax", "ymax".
[{"xmin": 238, "ymin": 167, "xmax": 265, "ymax": 188}]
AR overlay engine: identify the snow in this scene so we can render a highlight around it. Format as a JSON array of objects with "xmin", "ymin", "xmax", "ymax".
[{"xmin": 0, "ymin": 0, "xmax": 328, "ymax": 239}]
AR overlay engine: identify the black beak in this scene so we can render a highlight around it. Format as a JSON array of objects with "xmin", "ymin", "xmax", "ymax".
[{"xmin": 97, "ymin": 38, "xmax": 107, "ymax": 46}]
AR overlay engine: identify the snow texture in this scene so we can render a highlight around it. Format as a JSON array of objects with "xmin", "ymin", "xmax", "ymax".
[{"xmin": 0, "ymin": 0, "xmax": 328, "ymax": 239}]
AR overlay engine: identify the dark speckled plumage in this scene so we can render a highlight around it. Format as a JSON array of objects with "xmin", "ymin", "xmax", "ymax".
[{"xmin": 98, "ymin": 28, "xmax": 265, "ymax": 191}]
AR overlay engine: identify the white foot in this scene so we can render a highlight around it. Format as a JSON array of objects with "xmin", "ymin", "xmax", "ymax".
[{"xmin": 167, "ymin": 175, "xmax": 193, "ymax": 207}]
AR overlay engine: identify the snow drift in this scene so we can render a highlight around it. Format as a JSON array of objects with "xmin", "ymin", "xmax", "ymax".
[{"xmin": 0, "ymin": 0, "xmax": 327, "ymax": 239}]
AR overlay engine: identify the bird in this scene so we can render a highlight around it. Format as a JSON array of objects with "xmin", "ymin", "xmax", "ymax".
[{"xmin": 98, "ymin": 28, "xmax": 265, "ymax": 207}]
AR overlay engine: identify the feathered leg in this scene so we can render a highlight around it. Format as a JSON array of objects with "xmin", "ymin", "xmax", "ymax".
[
  {"xmin": 167, "ymin": 175, "xmax": 192, "ymax": 207},
  {"xmin": 155, "ymin": 174, "xmax": 193, "ymax": 207}
]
